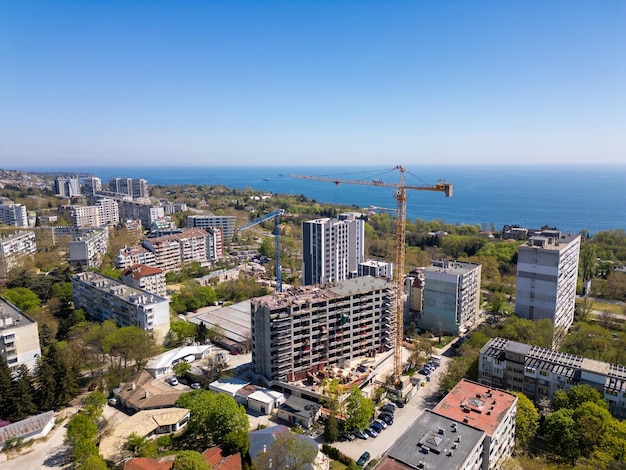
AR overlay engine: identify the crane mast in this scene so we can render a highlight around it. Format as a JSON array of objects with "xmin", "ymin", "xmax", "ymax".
[{"xmin": 290, "ymin": 166, "xmax": 452, "ymax": 385}]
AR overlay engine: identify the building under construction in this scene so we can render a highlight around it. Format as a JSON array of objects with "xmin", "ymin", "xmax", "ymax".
[{"xmin": 251, "ymin": 276, "xmax": 395, "ymax": 383}]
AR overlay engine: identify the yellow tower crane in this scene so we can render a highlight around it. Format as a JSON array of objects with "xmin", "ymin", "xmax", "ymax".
[{"xmin": 290, "ymin": 166, "xmax": 452, "ymax": 385}]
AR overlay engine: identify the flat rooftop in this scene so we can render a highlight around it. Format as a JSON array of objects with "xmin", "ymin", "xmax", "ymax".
[
  {"xmin": 73, "ymin": 271, "xmax": 168, "ymax": 304},
  {"xmin": 433, "ymin": 379, "xmax": 517, "ymax": 437},
  {"xmin": 0, "ymin": 298, "xmax": 36, "ymax": 331},
  {"xmin": 189, "ymin": 300, "xmax": 252, "ymax": 343}
]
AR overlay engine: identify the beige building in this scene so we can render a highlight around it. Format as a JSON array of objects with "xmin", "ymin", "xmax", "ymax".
[
  {"xmin": 142, "ymin": 228, "xmax": 214, "ymax": 272},
  {"xmin": 121, "ymin": 264, "xmax": 167, "ymax": 297},
  {"xmin": 0, "ymin": 298, "xmax": 41, "ymax": 371},
  {"xmin": 115, "ymin": 245, "xmax": 158, "ymax": 269}
]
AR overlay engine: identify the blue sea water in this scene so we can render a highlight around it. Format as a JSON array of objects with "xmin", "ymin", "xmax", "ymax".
[{"xmin": 39, "ymin": 165, "xmax": 626, "ymax": 235}]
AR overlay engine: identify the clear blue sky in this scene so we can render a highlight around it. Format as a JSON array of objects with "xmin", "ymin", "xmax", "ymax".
[{"xmin": 1, "ymin": 0, "xmax": 625, "ymax": 168}]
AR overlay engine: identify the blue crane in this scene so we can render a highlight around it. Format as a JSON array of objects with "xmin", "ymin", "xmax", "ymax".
[{"xmin": 237, "ymin": 209, "xmax": 285, "ymax": 292}]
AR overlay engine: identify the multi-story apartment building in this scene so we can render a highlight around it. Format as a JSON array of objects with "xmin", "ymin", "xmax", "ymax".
[
  {"xmin": 302, "ymin": 212, "xmax": 365, "ymax": 286},
  {"xmin": 115, "ymin": 245, "xmax": 158, "ymax": 269},
  {"xmin": 379, "ymin": 379, "xmax": 517, "ymax": 470},
  {"xmin": 95, "ymin": 197, "xmax": 120, "ymax": 225},
  {"xmin": 108, "ymin": 177, "xmax": 133, "ymax": 196},
  {"xmin": 419, "ymin": 260, "xmax": 482, "ymax": 335},
  {"xmin": 161, "ymin": 201, "xmax": 188, "ymax": 214},
  {"xmin": 0, "ymin": 298, "xmax": 41, "ymax": 372},
  {"xmin": 358, "ymin": 260, "xmax": 393, "ymax": 279},
  {"xmin": 54, "ymin": 176, "xmax": 81, "ymax": 197},
  {"xmin": 72, "ymin": 272, "xmax": 170, "ymax": 343},
  {"xmin": 515, "ymin": 231, "xmax": 581, "ymax": 342},
  {"xmin": 142, "ymin": 228, "xmax": 213, "ymax": 272},
  {"xmin": 479, "ymin": 337, "xmax": 626, "ymax": 419},
  {"xmin": 0, "ymin": 203, "xmax": 28, "ymax": 227},
  {"xmin": 206, "ymin": 227, "xmax": 224, "ymax": 260},
  {"xmin": 62, "ymin": 204, "xmax": 102, "ymax": 228},
  {"xmin": 131, "ymin": 179, "xmax": 149, "ymax": 199},
  {"xmin": 188, "ymin": 215, "xmax": 237, "ymax": 241},
  {"xmin": 121, "ymin": 264, "xmax": 167, "ymax": 297},
  {"xmin": 404, "ymin": 268, "xmax": 425, "ymax": 325},
  {"xmin": 118, "ymin": 199, "xmax": 165, "ymax": 228},
  {"xmin": 82, "ymin": 176, "xmax": 102, "ymax": 197},
  {"xmin": 68, "ymin": 229, "xmax": 109, "ymax": 269},
  {"xmin": 0, "ymin": 231, "xmax": 37, "ymax": 278},
  {"xmin": 251, "ymin": 276, "xmax": 395, "ymax": 382}
]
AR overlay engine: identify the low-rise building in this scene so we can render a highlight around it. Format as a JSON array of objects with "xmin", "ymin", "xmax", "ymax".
[
  {"xmin": 479, "ymin": 337, "xmax": 626, "ymax": 419},
  {"xmin": 0, "ymin": 411, "xmax": 55, "ymax": 450},
  {"xmin": 358, "ymin": 259, "xmax": 393, "ymax": 279},
  {"xmin": 121, "ymin": 264, "xmax": 167, "ymax": 297},
  {"xmin": 0, "ymin": 297, "xmax": 41, "ymax": 372},
  {"xmin": 72, "ymin": 271, "xmax": 170, "ymax": 342}
]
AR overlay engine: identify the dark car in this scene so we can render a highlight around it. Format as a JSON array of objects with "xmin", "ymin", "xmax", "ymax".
[
  {"xmin": 365, "ymin": 427, "xmax": 378, "ymax": 438},
  {"xmin": 353, "ymin": 428, "xmax": 368, "ymax": 440},
  {"xmin": 393, "ymin": 400, "xmax": 405, "ymax": 408},
  {"xmin": 370, "ymin": 421, "xmax": 383, "ymax": 433},
  {"xmin": 418, "ymin": 367, "xmax": 431, "ymax": 376},
  {"xmin": 381, "ymin": 404, "xmax": 395, "ymax": 415},
  {"xmin": 379, "ymin": 413, "xmax": 394, "ymax": 425},
  {"xmin": 357, "ymin": 452, "xmax": 371, "ymax": 467},
  {"xmin": 341, "ymin": 432, "xmax": 356, "ymax": 442}
]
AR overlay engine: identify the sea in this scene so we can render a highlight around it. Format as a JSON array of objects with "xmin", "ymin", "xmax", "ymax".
[{"xmin": 34, "ymin": 164, "xmax": 626, "ymax": 235}]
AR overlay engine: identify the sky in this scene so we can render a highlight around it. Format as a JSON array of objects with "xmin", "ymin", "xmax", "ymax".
[{"xmin": 1, "ymin": 0, "xmax": 625, "ymax": 168}]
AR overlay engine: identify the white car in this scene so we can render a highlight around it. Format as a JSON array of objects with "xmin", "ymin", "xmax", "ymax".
[
  {"xmin": 169, "ymin": 377, "xmax": 179, "ymax": 386},
  {"xmin": 190, "ymin": 383, "xmax": 201, "ymax": 389}
]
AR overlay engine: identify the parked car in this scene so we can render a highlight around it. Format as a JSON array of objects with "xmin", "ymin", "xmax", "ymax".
[
  {"xmin": 418, "ymin": 367, "xmax": 431, "ymax": 376},
  {"xmin": 357, "ymin": 452, "xmax": 371, "ymax": 467},
  {"xmin": 365, "ymin": 427, "xmax": 378, "ymax": 438},
  {"xmin": 353, "ymin": 428, "xmax": 369, "ymax": 440},
  {"xmin": 370, "ymin": 421, "xmax": 383, "ymax": 433},
  {"xmin": 379, "ymin": 413, "xmax": 394, "ymax": 425},
  {"xmin": 381, "ymin": 404, "xmax": 395, "ymax": 415},
  {"xmin": 342, "ymin": 432, "xmax": 356, "ymax": 442},
  {"xmin": 169, "ymin": 377, "xmax": 179, "ymax": 386},
  {"xmin": 374, "ymin": 418, "xmax": 388, "ymax": 429},
  {"xmin": 190, "ymin": 382, "xmax": 201, "ymax": 389},
  {"xmin": 393, "ymin": 400, "xmax": 405, "ymax": 408}
]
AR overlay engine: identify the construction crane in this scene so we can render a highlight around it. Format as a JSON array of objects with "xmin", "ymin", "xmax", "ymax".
[
  {"xmin": 290, "ymin": 166, "xmax": 452, "ymax": 385},
  {"xmin": 237, "ymin": 209, "xmax": 285, "ymax": 292}
]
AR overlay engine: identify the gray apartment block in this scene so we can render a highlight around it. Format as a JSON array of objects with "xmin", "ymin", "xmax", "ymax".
[
  {"xmin": 479, "ymin": 337, "xmax": 626, "ymax": 419},
  {"xmin": 419, "ymin": 260, "xmax": 482, "ymax": 335},
  {"xmin": 0, "ymin": 231, "xmax": 37, "ymax": 278},
  {"xmin": 188, "ymin": 215, "xmax": 237, "ymax": 241},
  {"xmin": 68, "ymin": 229, "xmax": 109, "ymax": 269},
  {"xmin": 72, "ymin": 271, "xmax": 171, "ymax": 343},
  {"xmin": 251, "ymin": 276, "xmax": 395, "ymax": 382},
  {"xmin": 302, "ymin": 212, "xmax": 365, "ymax": 286},
  {"xmin": 515, "ymin": 231, "xmax": 581, "ymax": 342},
  {"xmin": 0, "ymin": 203, "xmax": 28, "ymax": 227}
]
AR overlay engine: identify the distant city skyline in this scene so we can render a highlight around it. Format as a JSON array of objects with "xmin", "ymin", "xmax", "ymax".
[{"xmin": 1, "ymin": 1, "xmax": 625, "ymax": 168}]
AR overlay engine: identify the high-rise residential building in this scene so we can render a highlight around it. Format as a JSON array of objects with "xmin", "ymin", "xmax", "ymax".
[
  {"xmin": 251, "ymin": 276, "xmax": 395, "ymax": 383},
  {"xmin": 0, "ymin": 203, "xmax": 28, "ymax": 227},
  {"xmin": 83, "ymin": 176, "xmax": 102, "ymax": 197},
  {"xmin": 188, "ymin": 215, "xmax": 237, "ymax": 241},
  {"xmin": 115, "ymin": 245, "xmax": 158, "ymax": 269},
  {"xmin": 131, "ymin": 179, "xmax": 149, "ymax": 199},
  {"xmin": 479, "ymin": 337, "xmax": 626, "ymax": 419},
  {"xmin": 142, "ymin": 228, "xmax": 214, "ymax": 272},
  {"xmin": 95, "ymin": 197, "xmax": 120, "ymax": 225},
  {"xmin": 109, "ymin": 177, "xmax": 133, "ymax": 196},
  {"xmin": 68, "ymin": 229, "xmax": 109, "ymax": 269},
  {"xmin": 419, "ymin": 260, "xmax": 482, "ymax": 335},
  {"xmin": 118, "ymin": 199, "xmax": 164, "ymax": 228},
  {"xmin": 0, "ymin": 231, "xmax": 37, "ymax": 278},
  {"xmin": 302, "ymin": 212, "xmax": 365, "ymax": 286},
  {"xmin": 54, "ymin": 176, "xmax": 81, "ymax": 198},
  {"xmin": 63, "ymin": 205, "xmax": 101, "ymax": 228},
  {"xmin": 515, "ymin": 231, "xmax": 581, "ymax": 341},
  {"xmin": 0, "ymin": 298, "xmax": 41, "ymax": 372},
  {"xmin": 72, "ymin": 272, "xmax": 170, "ymax": 343}
]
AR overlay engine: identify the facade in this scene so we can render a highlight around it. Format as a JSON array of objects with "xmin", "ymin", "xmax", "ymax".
[
  {"xmin": 251, "ymin": 276, "xmax": 395, "ymax": 382},
  {"xmin": 142, "ymin": 228, "xmax": 213, "ymax": 272},
  {"xmin": 358, "ymin": 259, "xmax": 393, "ymax": 279},
  {"xmin": 0, "ymin": 297, "xmax": 42, "ymax": 371},
  {"xmin": 118, "ymin": 199, "xmax": 164, "ymax": 228},
  {"xmin": 161, "ymin": 200, "xmax": 188, "ymax": 214},
  {"xmin": 302, "ymin": 212, "xmax": 365, "ymax": 286},
  {"xmin": 121, "ymin": 264, "xmax": 167, "ymax": 297},
  {"xmin": 82, "ymin": 176, "xmax": 102, "ymax": 197},
  {"xmin": 54, "ymin": 176, "xmax": 81, "ymax": 197},
  {"xmin": 68, "ymin": 229, "xmax": 109, "ymax": 269},
  {"xmin": 95, "ymin": 197, "xmax": 120, "ymax": 225},
  {"xmin": 479, "ymin": 337, "xmax": 626, "ymax": 419},
  {"xmin": 108, "ymin": 177, "xmax": 133, "ymax": 196},
  {"xmin": 515, "ymin": 231, "xmax": 581, "ymax": 341},
  {"xmin": 405, "ymin": 268, "xmax": 425, "ymax": 325},
  {"xmin": 206, "ymin": 226, "xmax": 224, "ymax": 260},
  {"xmin": 63, "ymin": 204, "xmax": 102, "ymax": 228},
  {"xmin": 115, "ymin": 245, "xmax": 158, "ymax": 269},
  {"xmin": 419, "ymin": 260, "xmax": 482, "ymax": 335},
  {"xmin": 188, "ymin": 215, "xmax": 237, "ymax": 241},
  {"xmin": 0, "ymin": 231, "xmax": 37, "ymax": 278},
  {"xmin": 72, "ymin": 271, "xmax": 171, "ymax": 342},
  {"xmin": 0, "ymin": 203, "xmax": 28, "ymax": 227},
  {"xmin": 131, "ymin": 178, "xmax": 149, "ymax": 198}
]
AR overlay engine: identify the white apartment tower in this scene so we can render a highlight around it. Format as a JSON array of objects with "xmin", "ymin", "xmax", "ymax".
[
  {"xmin": 302, "ymin": 212, "xmax": 365, "ymax": 286},
  {"xmin": 0, "ymin": 203, "xmax": 28, "ymax": 227},
  {"xmin": 515, "ymin": 231, "xmax": 581, "ymax": 340}
]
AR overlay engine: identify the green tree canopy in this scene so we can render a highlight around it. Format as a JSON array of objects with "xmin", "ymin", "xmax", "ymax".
[
  {"xmin": 172, "ymin": 450, "xmax": 211, "ymax": 470},
  {"xmin": 344, "ymin": 385, "xmax": 375, "ymax": 431},
  {"xmin": 510, "ymin": 391, "xmax": 539, "ymax": 449},
  {"xmin": 254, "ymin": 430, "xmax": 318, "ymax": 470},
  {"xmin": 1, "ymin": 287, "xmax": 41, "ymax": 313}
]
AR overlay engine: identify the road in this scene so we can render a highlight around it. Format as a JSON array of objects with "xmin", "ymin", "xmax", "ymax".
[{"xmin": 323, "ymin": 346, "xmax": 453, "ymax": 462}]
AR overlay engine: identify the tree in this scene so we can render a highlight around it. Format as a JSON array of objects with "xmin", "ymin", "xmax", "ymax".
[
  {"xmin": 168, "ymin": 321, "xmax": 198, "ymax": 348},
  {"xmin": 543, "ymin": 408, "xmax": 580, "ymax": 462},
  {"xmin": 254, "ymin": 430, "xmax": 318, "ymax": 470},
  {"xmin": 573, "ymin": 402, "xmax": 612, "ymax": 456},
  {"xmin": 510, "ymin": 392, "xmax": 539, "ymax": 449},
  {"xmin": 78, "ymin": 454, "xmax": 109, "ymax": 470},
  {"xmin": 82, "ymin": 390, "xmax": 107, "ymax": 419},
  {"xmin": 8, "ymin": 364, "xmax": 38, "ymax": 420},
  {"xmin": 344, "ymin": 385, "xmax": 374, "ymax": 431},
  {"xmin": 126, "ymin": 431, "xmax": 157, "ymax": 458},
  {"xmin": 324, "ymin": 413, "xmax": 339, "ymax": 443},
  {"xmin": 552, "ymin": 384, "xmax": 608, "ymax": 411},
  {"xmin": 1, "ymin": 287, "xmax": 41, "ymax": 313},
  {"xmin": 0, "ymin": 356, "xmax": 13, "ymax": 418},
  {"xmin": 172, "ymin": 450, "xmax": 211, "ymax": 470},
  {"xmin": 65, "ymin": 413, "xmax": 99, "ymax": 466},
  {"xmin": 173, "ymin": 361, "xmax": 191, "ymax": 378}
]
